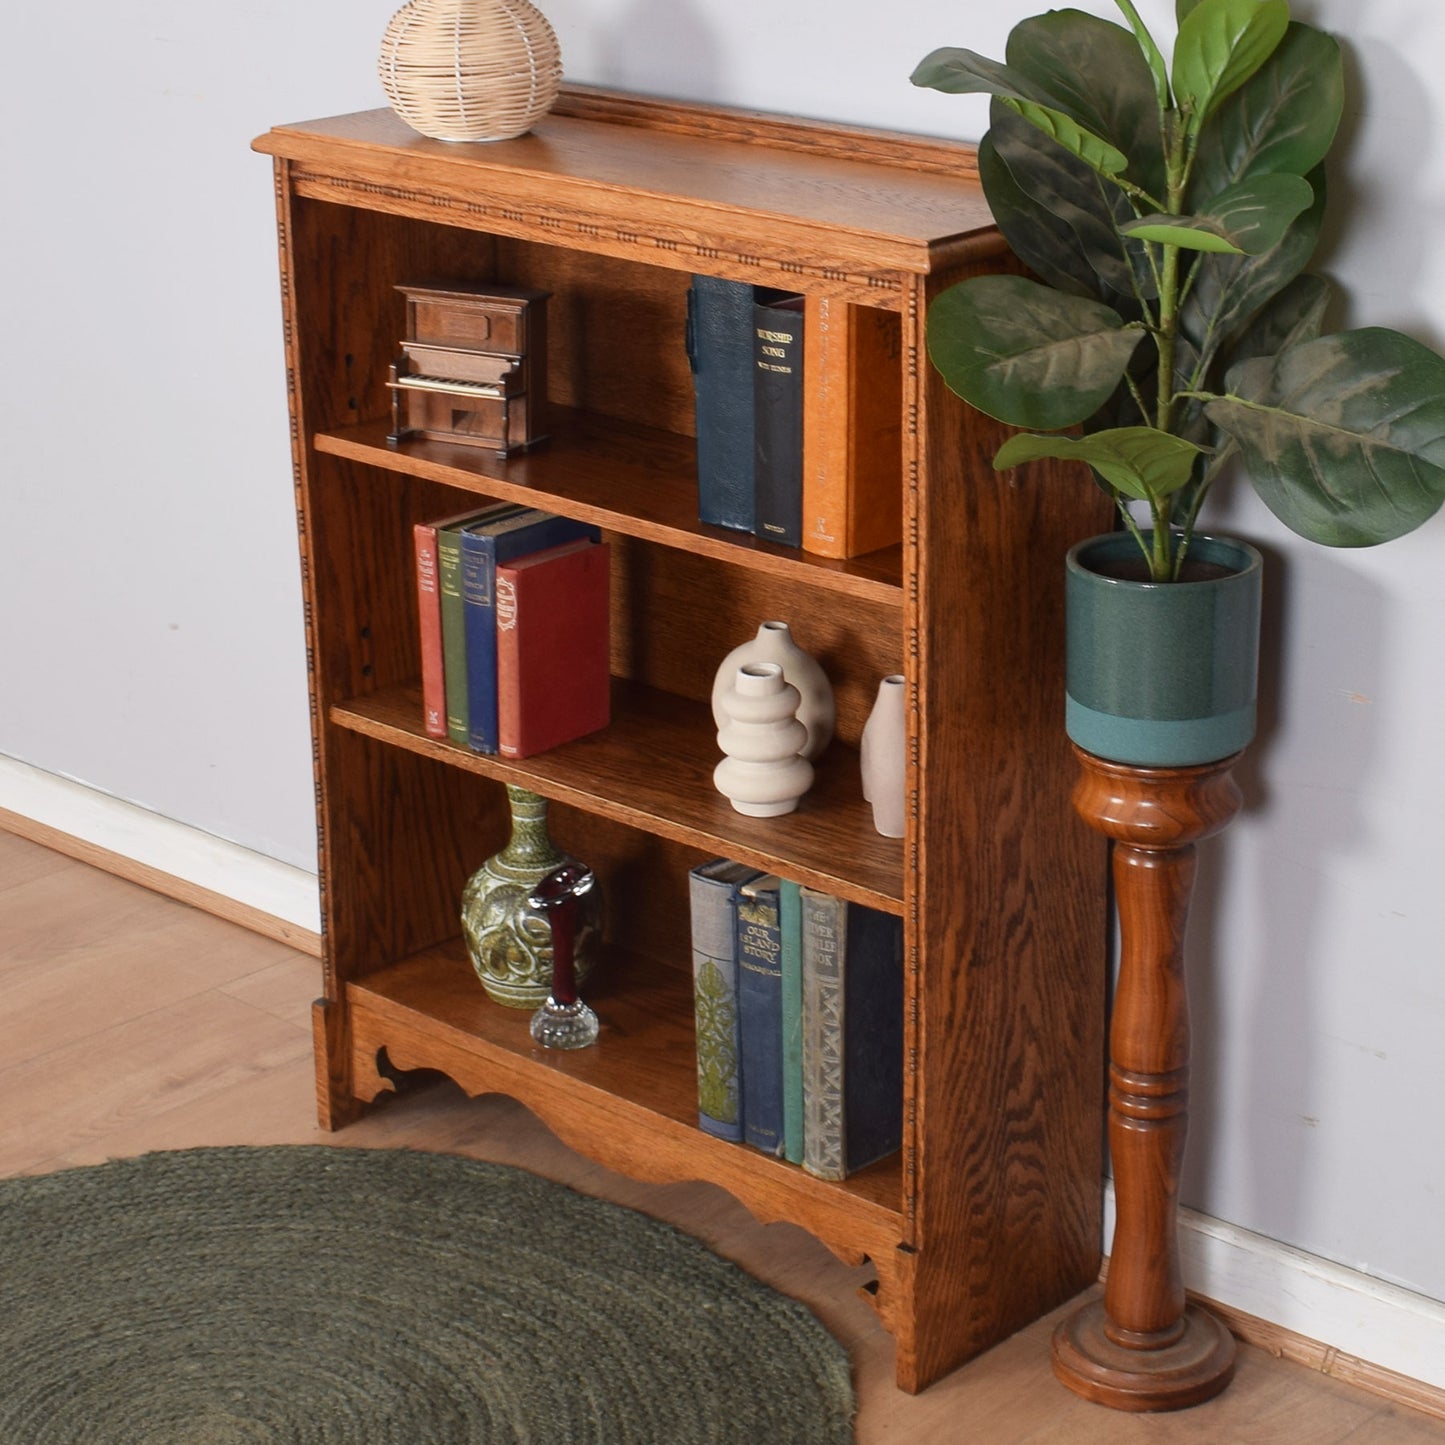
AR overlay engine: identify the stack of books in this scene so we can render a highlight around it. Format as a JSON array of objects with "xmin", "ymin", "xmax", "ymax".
[
  {"xmin": 687, "ymin": 857, "xmax": 904, "ymax": 1181},
  {"xmin": 685, "ymin": 276, "xmax": 903, "ymax": 559},
  {"xmin": 414, "ymin": 503, "xmax": 611, "ymax": 760}
]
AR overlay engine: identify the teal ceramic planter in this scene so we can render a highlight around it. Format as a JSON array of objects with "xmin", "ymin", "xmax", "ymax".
[{"xmin": 1065, "ymin": 533, "xmax": 1263, "ymax": 767}]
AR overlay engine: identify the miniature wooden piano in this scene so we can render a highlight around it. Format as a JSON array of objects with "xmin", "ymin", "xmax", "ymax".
[{"xmin": 387, "ymin": 283, "xmax": 549, "ymax": 457}]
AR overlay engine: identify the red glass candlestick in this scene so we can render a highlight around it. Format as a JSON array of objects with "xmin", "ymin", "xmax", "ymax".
[{"xmin": 526, "ymin": 863, "xmax": 599, "ymax": 1049}]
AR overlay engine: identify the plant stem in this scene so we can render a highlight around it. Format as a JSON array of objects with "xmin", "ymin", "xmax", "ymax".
[{"xmin": 1148, "ymin": 115, "xmax": 1192, "ymax": 581}]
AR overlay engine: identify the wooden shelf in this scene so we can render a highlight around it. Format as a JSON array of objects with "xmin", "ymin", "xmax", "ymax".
[
  {"xmin": 346, "ymin": 941, "xmax": 904, "ymax": 1232},
  {"xmin": 315, "ymin": 414, "xmax": 905, "ymax": 603},
  {"xmin": 331, "ymin": 680, "xmax": 905, "ymax": 913}
]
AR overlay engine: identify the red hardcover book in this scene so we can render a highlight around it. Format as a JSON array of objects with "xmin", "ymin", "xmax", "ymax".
[
  {"xmin": 414, "ymin": 519, "xmax": 447, "ymax": 738},
  {"xmin": 495, "ymin": 539, "xmax": 611, "ymax": 759}
]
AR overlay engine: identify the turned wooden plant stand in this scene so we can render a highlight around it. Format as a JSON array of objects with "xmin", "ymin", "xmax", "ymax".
[{"xmin": 1053, "ymin": 747, "xmax": 1243, "ymax": 1411}]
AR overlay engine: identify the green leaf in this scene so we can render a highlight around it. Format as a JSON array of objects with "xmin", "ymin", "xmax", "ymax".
[
  {"xmin": 1207, "ymin": 329, "xmax": 1445, "ymax": 544},
  {"xmin": 995, "ymin": 426, "xmax": 1208, "ymax": 502},
  {"xmin": 997, "ymin": 99, "xmax": 1129, "ymax": 177},
  {"xmin": 910, "ymin": 45, "xmax": 1128, "ymax": 178},
  {"xmin": 978, "ymin": 134, "xmax": 1102, "ymax": 301},
  {"xmin": 1122, "ymin": 173, "xmax": 1313, "ymax": 255},
  {"xmin": 1172, "ymin": 0, "xmax": 1290, "ymax": 131},
  {"xmin": 1179, "ymin": 164, "xmax": 1326, "ymax": 386},
  {"xmin": 926, "ymin": 274, "xmax": 1145, "ymax": 430},
  {"xmin": 986, "ymin": 103, "xmax": 1155, "ymax": 304},
  {"xmin": 1176, "ymin": 0, "xmax": 1208, "ymax": 19},
  {"xmin": 1006, "ymin": 9, "xmax": 1169, "ymax": 196},
  {"xmin": 1190, "ymin": 23, "xmax": 1343, "ymax": 198},
  {"xmin": 1123, "ymin": 220, "xmax": 1245, "ymax": 253},
  {"xmin": 911, "ymin": 47, "xmax": 1052, "ymax": 101}
]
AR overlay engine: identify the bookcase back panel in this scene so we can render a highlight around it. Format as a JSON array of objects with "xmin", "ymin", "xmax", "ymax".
[
  {"xmin": 308, "ymin": 465, "xmax": 498, "ymax": 704},
  {"xmin": 546, "ymin": 805, "xmax": 702, "ymax": 970},
  {"xmin": 607, "ymin": 536, "xmax": 903, "ymax": 746},
  {"xmin": 492, "ymin": 240, "xmax": 696, "ymax": 437},
  {"xmin": 322, "ymin": 730, "xmax": 509, "ymax": 982},
  {"xmin": 291, "ymin": 201, "xmax": 503, "ymax": 434}
]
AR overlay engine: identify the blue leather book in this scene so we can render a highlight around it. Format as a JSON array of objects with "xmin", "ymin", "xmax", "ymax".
[
  {"xmin": 752, "ymin": 290, "xmax": 805, "ymax": 548},
  {"xmin": 686, "ymin": 276, "xmax": 756, "ymax": 532},
  {"xmin": 687, "ymin": 858, "xmax": 762, "ymax": 1142},
  {"xmin": 461, "ymin": 509, "xmax": 599, "ymax": 754},
  {"xmin": 736, "ymin": 874, "xmax": 785, "ymax": 1157},
  {"xmin": 800, "ymin": 888, "xmax": 904, "ymax": 1181}
]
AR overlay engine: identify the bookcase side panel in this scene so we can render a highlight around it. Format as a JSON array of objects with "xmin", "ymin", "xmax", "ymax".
[{"xmin": 900, "ymin": 260, "xmax": 1114, "ymax": 1388}]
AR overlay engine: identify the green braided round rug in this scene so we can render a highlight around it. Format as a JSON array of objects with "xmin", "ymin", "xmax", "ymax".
[{"xmin": 1, "ymin": 1146, "xmax": 855, "ymax": 1443}]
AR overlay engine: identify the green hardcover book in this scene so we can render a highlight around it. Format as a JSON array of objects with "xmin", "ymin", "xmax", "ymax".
[
  {"xmin": 688, "ymin": 858, "xmax": 762, "ymax": 1141},
  {"xmin": 780, "ymin": 878, "xmax": 804, "ymax": 1164},
  {"xmin": 436, "ymin": 503, "xmax": 523, "ymax": 744}
]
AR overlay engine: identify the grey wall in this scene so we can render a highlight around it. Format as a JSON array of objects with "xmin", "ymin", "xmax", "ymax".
[{"xmin": 3, "ymin": 0, "xmax": 1441, "ymax": 1304}]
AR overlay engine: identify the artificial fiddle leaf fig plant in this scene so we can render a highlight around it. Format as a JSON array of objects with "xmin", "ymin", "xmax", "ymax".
[{"xmin": 912, "ymin": 0, "xmax": 1445, "ymax": 582}]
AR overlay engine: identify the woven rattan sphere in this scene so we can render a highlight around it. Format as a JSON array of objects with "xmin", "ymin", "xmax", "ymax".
[{"xmin": 380, "ymin": 0, "xmax": 563, "ymax": 143}]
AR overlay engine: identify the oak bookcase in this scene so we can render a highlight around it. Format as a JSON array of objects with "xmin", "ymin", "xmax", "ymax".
[{"xmin": 254, "ymin": 87, "xmax": 1114, "ymax": 1393}]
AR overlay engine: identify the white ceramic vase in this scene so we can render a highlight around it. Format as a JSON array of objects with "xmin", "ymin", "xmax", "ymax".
[
  {"xmin": 710, "ymin": 621, "xmax": 834, "ymax": 761},
  {"xmin": 860, "ymin": 673, "xmax": 906, "ymax": 838},
  {"xmin": 713, "ymin": 663, "xmax": 814, "ymax": 817}
]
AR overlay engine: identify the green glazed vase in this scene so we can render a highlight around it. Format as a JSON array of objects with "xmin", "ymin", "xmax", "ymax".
[
  {"xmin": 1065, "ymin": 532, "xmax": 1263, "ymax": 768},
  {"xmin": 461, "ymin": 786, "xmax": 602, "ymax": 1008}
]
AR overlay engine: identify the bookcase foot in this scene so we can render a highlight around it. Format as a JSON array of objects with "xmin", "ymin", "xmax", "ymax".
[
  {"xmin": 311, "ymin": 997, "xmax": 367, "ymax": 1131},
  {"xmin": 1052, "ymin": 1297, "xmax": 1235, "ymax": 1411}
]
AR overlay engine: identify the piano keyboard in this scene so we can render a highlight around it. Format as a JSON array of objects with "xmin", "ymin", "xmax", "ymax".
[{"xmin": 388, "ymin": 373, "xmax": 504, "ymax": 399}]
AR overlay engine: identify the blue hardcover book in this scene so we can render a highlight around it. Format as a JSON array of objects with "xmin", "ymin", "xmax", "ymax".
[
  {"xmin": 780, "ymin": 878, "xmax": 804, "ymax": 1165},
  {"xmin": 686, "ymin": 275, "xmax": 756, "ymax": 532},
  {"xmin": 800, "ymin": 888, "xmax": 904, "ymax": 1181},
  {"xmin": 736, "ymin": 874, "xmax": 785, "ymax": 1157},
  {"xmin": 461, "ymin": 509, "xmax": 599, "ymax": 754},
  {"xmin": 687, "ymin": 858, "xmax": 763, "ymax": 1142}
]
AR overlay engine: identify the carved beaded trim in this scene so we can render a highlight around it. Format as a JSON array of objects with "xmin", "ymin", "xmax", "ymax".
[{"xmin": 294, "ymin": 172, "xmax": 905, "ymax": 301}]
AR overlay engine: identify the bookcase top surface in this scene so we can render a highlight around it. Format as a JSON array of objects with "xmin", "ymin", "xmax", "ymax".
[{"xmin": 254, "ymin": 97, "xmax": 998, "ymax": 268}]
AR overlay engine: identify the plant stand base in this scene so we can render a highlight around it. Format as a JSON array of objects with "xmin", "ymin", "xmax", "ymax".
[
  {"xmin": 1052, "ymin": 1297, "xmax": 1235, "ymax": 1412},
  {"xmin": 1052, "ymin": 745, "xmax": 1244, "ymax": 1412}
]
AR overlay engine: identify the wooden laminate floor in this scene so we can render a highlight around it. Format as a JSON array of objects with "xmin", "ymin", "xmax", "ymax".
[{"xmin": 3, "ymin": 827, "xmax": 1441, "ymax": 1443}]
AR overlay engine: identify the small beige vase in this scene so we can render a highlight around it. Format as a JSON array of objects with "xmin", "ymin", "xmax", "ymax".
[
  {"xmin": 860, "ymin": 674, "xmax": 907, "ymax": 838},
  {"xmin": 379, "ymin": 0, "xmax": 563, "ymax": 143}
]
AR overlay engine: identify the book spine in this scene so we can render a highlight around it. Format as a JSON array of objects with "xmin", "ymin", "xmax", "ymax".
[
  {"xmin": 736, "ymin": 878, "xmax": 785, "ymax": 1156},
  {"xmin": 460, "ymin": 532, "xmax": 503, "ymax": 753},
  {"xmin": 414, "ymin": 521, "xmax": 446, "ymax": 738},
  {"xmin": 752, "ymin": 292, "xmax": 804, "ymax": 548},
  {"xmin": 688, "ymin": 864, "xmax": 748, "ymax": 1142},
  {"xmin": 437, "ymin": 521, "xmax": 472, "ymax": 744},
  {"xmin": 839, "ymin": 906, "xmax": 905, "ymax": 1176},
  {"xmin": 800, "ymin": 888, "xmax": 847, "ymax": 1181},
  {"xmin": 687, "ymin": 276, "xmax": 756, "ymax": 533},
  {"xmin": 801, "ymin": 298, "xmax": 903, "ymax": 559},
  {"xmin": 780, "ymin": 878, "xmax": 804, "ymax": 1165}
]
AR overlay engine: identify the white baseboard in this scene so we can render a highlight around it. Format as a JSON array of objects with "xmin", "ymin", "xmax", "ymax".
[
  {"xmin": 4, "ymin": 756, "xmax": 1441, "ymax": 1401},
  {"xmin": 1104, "ymin": 1184, "xmax": 1445, "ymax": 1396},
  {"xmin": 0, "ymin": 754, "xmax": 320, "ymax": 938}
]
